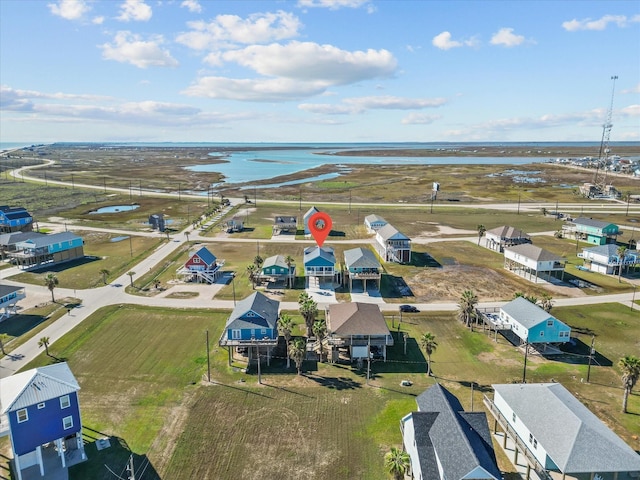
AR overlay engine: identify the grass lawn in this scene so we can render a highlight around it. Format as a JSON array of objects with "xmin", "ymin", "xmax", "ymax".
[
  {"xmin": 2, "ymin": 301, "xmax": 637, "ymax": 479},
  {"xmin": 7, "ymin": 231, "xmax": 165, "ymax": 289}
]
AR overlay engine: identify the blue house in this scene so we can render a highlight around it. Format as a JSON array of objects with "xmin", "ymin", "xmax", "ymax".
[
  {"xmin": 9, "ymin": 232, "xmax": 84, "ymax": 270},
  {"xmin": 0, "ymin": 284, "xmax": 26, "ymax": 321},
  {"xmin": 218, "ymin": 291, "xmax": 279, "ymax": 366},
  {"xmin": 343, "ymin": 247, "xmax": 381, "ymax": 291},
  {"xmin": 261, "ymin": 255, "xmax": 295, "ymax": 287},
  {"xmin": 0, "ymin": 206, "xmax": 33, "ymax": 234},
  {"xmin": 0, "ymin": 363, "xmax": 86, "ymax": 480},
  {"xmin": 303, "ymin": 246, "xmax": 336, "ymax": 279},
  {"xmin": 569, "ymin": 217, "xmax": 620, "ymax": 245},
  {"xmin": 500, "ymin": 297, "xmax": 571, "ymax": 346}
]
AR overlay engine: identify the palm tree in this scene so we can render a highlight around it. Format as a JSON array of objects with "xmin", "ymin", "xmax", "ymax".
[
  {"xmin": 254, "ymin": 254, "xmax": 264, "ymax": 269},
  {"xmin": 420, "ymin": 332, "xmax": 438, "ymax": 377},
  {"xmin": 127, "ymin": 271, "xmax": 135, "ymax": 287},
  {"xmin": 312, "ymin": 319, "xmax": 327, "ymax": 362},
  {"xmin": 278, "ymin": 314, "xmax": 294, "ymax": 368},
  {"xmin": 298, "ymin": 292, "xmax": 318, "ymax": 336},
  {"xmin": 99, "ymin": 268, "xmax": 110, "ymax": 285},
  {"xmin": 619, "ymin": 355, "xmax": 640, "ymax": 413},
  {"xmin": 44, "ymin": 273, "xmax": 59, "ymax": 302},
  {"xmin": 0, "ymin": 333, "xmax": 9, "ymax": 355},
  {"xmin": 539, "ymin": 293, "xmax": 553, "ymax": 312},
  {"xmin": 384, "ymin": 447, "xmax": 410, "ymax": 480},
  {"xmin": 289, "ymin": 337, "xmax": 306, "ymax": 375},
  {"xmin": 38, "ymin": 336, "xmax": 51, "ymax": 356},
  {"xmin": 284, "ymin": 254, "xmax": 295, "ymax": 288},
  {"xmin": 476, "ymin": 224, "xmax": 486, "ymax": 246},
  {"xmin": 246, "ymin": 264, "xmax": 257, "ymax": 289},
  {"xmin": 617, "ymin": 245, "xmax": 628, "ymax": 283},
  {"xmin": 457, "ymin": 290, "xmax": 478, "ymax": 329}
]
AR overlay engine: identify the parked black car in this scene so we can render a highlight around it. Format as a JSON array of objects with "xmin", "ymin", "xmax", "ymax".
[{"xmin": 399, "ymin": 305, "xmax": 419, "ymax": 313}]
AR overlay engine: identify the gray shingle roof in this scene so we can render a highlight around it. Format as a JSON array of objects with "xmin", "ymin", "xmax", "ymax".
[
  {"xmin": 486, "ymin": 225, "xmax": 530, "ymax": 240},
  {"xmin": 0, "ymin": 284, "xmax": 23, "ymax": 298},
  {"xmin": 263, "ymin": 255, "xmax": 288, "ymax": 270},
  {"xmin": 364, "ymin": 214, "xmax": 386, "ymax": 224},
  {"xmin": 0, "ymin": 232, "xmax": 43, "ymax": 246},
  {"xmin": 573, "ymin": 217, "xmax": 617, "ymax": 230},
  {"xmin": 343, "ymin": 247, "xmax": 381, "ymax": 269},
  {"xmin": 412, "ymin": 384, "xmax": 501, "ymax": 480},
  {"xmin": 493, "ymin": 383, "xmax": 640, "ymax": 473},
  {"xmin": 501, "ymin": 296, "xmax": 558, "ymax": 329},
  {"xmin": 19, "ymin": 231, "xmax": 82, "ymax": 248},
  {"xmin": 225, "ymin": 292, "xmax": 279, "ymax": 330},
  {"xmin": 377, "ymin": 223, "xmax": 409, "ymax": 241},
  {"xmin": 505, "ymin": 243, "xmax": 563, "ymax": 262}
]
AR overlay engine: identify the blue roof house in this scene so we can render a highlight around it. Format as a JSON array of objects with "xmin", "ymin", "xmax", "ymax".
[
  {"xmin": 178, "ymin": 246, "xmax": 224, "ymax": 283},
  {"xmin": 219, "ymin": 291, "xmax": 279, "ymax": 367},
  {"xmin": 401, "ymin": 383, "xmax": 501, "ymax": 480},
  {"xmin": 500, "ymin": 297, "xmax": 571, "ymax": 347},
  {"xmin": 0, "ymin": 206, "xmax": 33, "ymax": 234},
  {"xmin": 9, "ymin": 232, "xmax": 84, "ymax": 270},
  {"xmin": 0, "ymin": 363, "xmax": 86, "ymax": 480},
  {"xmin": 578, "ymin": 244, "xmax": 639, "ymax": 275},
  {"xmin": 303, "ymin": 246, "xmax": 336, "ymax": 279}
]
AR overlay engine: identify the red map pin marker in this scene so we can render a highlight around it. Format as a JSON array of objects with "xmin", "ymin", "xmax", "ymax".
[{"xmin": 308, "ymin": 211, "xmax": 332, "ymax": 247}]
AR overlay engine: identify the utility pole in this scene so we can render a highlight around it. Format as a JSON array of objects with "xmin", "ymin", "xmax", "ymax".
[
  {"xmin": 517, "ymin": 193, "xmax": 521, "ymax": 215},
  {"xmin": 522, "ymin": 342, "xmax": 528, "ymax": 383},
  {"xmin": 349, "ymin": 189, "xmax": 352, "ymax": 214},
  {"xmin": 256, "ymin": 340, "xmax": 262, "ymax": 384},
  {"xmin": 586, "ymin": 335, "xmax": 595, "ymax": 382},
  {"xmin": 366, "ymin": 336, "xmax": 371, "ymax": 385},
  {"xmin": 206, "ymin": 330, "xmax": 211, "ymax": 382}
]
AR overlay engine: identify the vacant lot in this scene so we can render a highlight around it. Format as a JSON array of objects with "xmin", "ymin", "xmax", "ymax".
[{"xmin": 2, "ymin": 302, "xmax": 637, "ymax": 480}]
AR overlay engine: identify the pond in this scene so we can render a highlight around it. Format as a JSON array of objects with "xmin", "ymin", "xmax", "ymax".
[{"xmin": 90, "ymin": 204, "xmax": 140, "ymax": 214}]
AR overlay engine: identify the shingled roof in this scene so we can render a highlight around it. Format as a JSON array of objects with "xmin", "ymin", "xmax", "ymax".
[
  {"xmin": 505, "ymin": 243, "xmax": 563, "ymax": 262},
  {"xmin": 326, "ymin": 302, "xmax": 390, "ymax": 337}
]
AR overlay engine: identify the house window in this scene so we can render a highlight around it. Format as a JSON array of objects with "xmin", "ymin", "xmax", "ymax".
[
  {"xmin": 547, "ymin": 320, "xmax": 554, "ymax": 327},
  {"xmin": 533, "ymin": 439, "xmax": 538, "ymax": 449},
  {"xmin": 540, "ymin": 331, "xmax": 544, "ymax": 337},
  {"xmin": 512, "ymin": 413, "xmax": 517, "ymax": 423},
  {"xmin": 63, "ymin": 416, "xmax": 73, "ymax": 430},
  {"xmin": 261, "ymin": 328, "xmax": 267, "ymax": 336},
  {"xmin": 37, "ymin": 402, "xmax": 46, "ymax": 409},
  {"xmin": 231, "ymin": 329, "xmax": 241, "ymax": 340},
  {"xmin": 60, "ymin": 395, "xmax": 70, "ymax": 409},
  {"xmin": 193, "ymin": 257, "xmax": 200, "ymax": 263},
  {"xmin": 529, "ymin": 433, "xmax": 533, "ymax": 443},
  {"xmin": 17, "ymin": 409, "xmax": 28, "ymax": 423}
]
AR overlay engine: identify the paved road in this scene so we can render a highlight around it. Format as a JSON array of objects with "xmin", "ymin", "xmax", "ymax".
[{"xmin": 1, "ymin": 164, "xmax": 639, "ymax": 378}]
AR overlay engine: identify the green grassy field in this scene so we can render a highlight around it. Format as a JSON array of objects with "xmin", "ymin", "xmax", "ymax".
[{"xmin": 3, "ymin": 301, "xmax": 637, "ymax": 480}]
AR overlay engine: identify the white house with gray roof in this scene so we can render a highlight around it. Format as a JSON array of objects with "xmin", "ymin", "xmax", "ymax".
[
  {"xmin": 504, "ymin": 244, "xmax": 565, "ymax": 283},
  {"xmin": 375, "ymin": 224, "xmax": 411, "ymax": 264},
  {"xmin": 485, "ymin": 225, "xmax": 531, "ymax": 252},
  {"xmin": 500, "ymin": 297, "xmax": 571, "ymax": 346},
  {"xmin": 487, "ymin": 383, "xmax": 640, "ymax": 479},
  {"xmin": 364, "ymin": 214, "xmax": 387, "ymax": 233},
  {"xmin": 401, "ymin": 383, "xmax": 501, "ymax": 480},
  {"xmin": 578, "ymin": 244, "xmax": 639, "ymax": 275},
  {"xmin": 343, "ymin": 247, "xmax": 381, "ymax": 291}
]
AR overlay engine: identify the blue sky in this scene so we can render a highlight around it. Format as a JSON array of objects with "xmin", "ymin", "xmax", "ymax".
[{"xmin": 1, "ymin": 0, "xmax": 638, "ymax": 143}]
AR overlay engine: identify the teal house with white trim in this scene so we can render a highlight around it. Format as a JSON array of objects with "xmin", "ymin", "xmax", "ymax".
[
  {"xmin": 500, "ymin": 297, "xmax": 571, "ymax": 346},
  {"xmin": 570, "ymin": 217, "xmax": 620, "ymax": 245}
]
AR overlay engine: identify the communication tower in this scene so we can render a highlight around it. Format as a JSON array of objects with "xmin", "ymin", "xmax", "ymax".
[{"xmin": 592, "ymin": 75, "xmax": 618, "ymax": 194}]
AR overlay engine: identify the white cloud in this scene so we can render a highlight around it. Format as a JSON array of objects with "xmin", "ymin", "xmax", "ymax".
[
  {"xmin": 621, "ymin": 83, "xmax": 640, "ymax": 94},
  {"xmin": 222, "ymin": 41, "xmax": 396, "ymax": 85},
  {"xmin": 182, "ymin": 76, "xmax": 329, "ymax": 102},
  {"xmin": 620, "ymin": 105, "xmax": 640, "ymax": 117},
  {"xmin": 432, "ymin": 31, "xmax": 478, "ymax": 50},
  {"xmin": 92, "ymin": 16, "xmax": 105, "ymax": 25},
  {"xmin": 299, "ymin": 95, "xmax": 447, "ymax": 115},
  {"xmin": 117, "ymin": 0, "xmax": 152, "ymax": 22},
  {"xmin": 401, "ymin": 113, "xmax": 441, "ymax": 125},
  {"xmin": 297, "ymin": 0, "xmax": 372, "ymax": 10},
  {"xmin": 562, "ymin": 14, "xmax": 640, "ymax": 31},
  {"xmin": 490, "ymin": 28, "xmax": 525, "ymax": 47},
  {"xmin": 48, "ymin": 0, "xmax": 91, "ymax": 20},
  {"xmin": 181, "ymin": 0, "xmax": 202, "ymax": 13},
  {"xmin": 176, "ymin": 11, "xmax": 302, "ymax": 51},
  {"xmin": 100, "ymin": 31, "xmax": 178, "ymax": 68}
]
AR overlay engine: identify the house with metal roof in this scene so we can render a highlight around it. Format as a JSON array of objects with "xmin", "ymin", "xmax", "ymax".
[
  {"xmin": 499, "ymin": 297, "xmax": 571, "ymax": 346},
  {"xmin": 485, "ymin": 225, "xmax": 532, "ymax": 252},
  {"xmin": 325, "ymin": 302, "xmax": 393, "ymax": 362},
  {"xmin": 578, "ymin": 244, "xmax": 639, "ymax": 275},
  {"xmin": 486, "ymin": 383, "xmax": 640, "ymax": 479},
  {"xmin": 375, "ymin": 224, "xmax": 412, "ymax": 264},
  {"xmin": 0, "ymin": 284, "xmax": 26, "ymax": 321},
  {"xmin": 8, "ymin": 232, "xmax": 84, "ymax": 270},
  {"xmin": 218, "ymin": 291, "xmax": 279, "ymax": 366},
  {"xmin": 0, "ymin": 206, "xmax": 33, "ymax": 234},
  {"xmin": 304, "ymin": 246, "xmax": 336, "ymax": 279},
  {"xmin": 504, "ymin": 244, "xmax": 565, "ymax": 283},
  {"xmin": 401, "ymin": 384, "xmax": 501, "ymax": 480},
  {"xmin": 177, "ymin": 246, "xmax": 224, "ymax": 283},
  {"xmin": 303, "ymin": 206, "xmax": 320, "ymax": 235},
  {"xmin": 0, "ymin": 363, "xmax": 86, "ymax": 480},
  {"xmin": 563, "ymin": 217, "xmax": 621, "ymax": 245},
  {"xmin": 343, "ymin": 247, "xmax": 381, "ymax": 291},
  {"xmin": 364, "ymin": 214, "xmax": 387, "ymax": 233},
  {"xmin": 0, "ymin": 232, "xmax": 43, "ymax": 260},
  {"xmin": 262, "ymin": 255, "xmax": 295, "ymax": 287}
]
